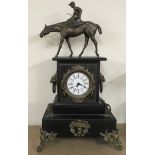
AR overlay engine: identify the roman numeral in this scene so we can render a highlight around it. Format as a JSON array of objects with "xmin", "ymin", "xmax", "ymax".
[
  {"xmin": 69, "ymin": 86, "xmax": 73, "ymax": 89},
  {"xmin": 69, "ymin": 78, "xmax": 74, "ymax": 81},
  {"xmin": 83, "ymin": 79, "xmax": 87, "ymax": 82},
  {"xmin": 73, "ymin": 74, "xmax": 76, "ymax": 79}
]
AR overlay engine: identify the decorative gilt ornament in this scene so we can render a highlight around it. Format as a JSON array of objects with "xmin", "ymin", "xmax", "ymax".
[
  {"xmin": 100, "ymin": 129, "xmax": 123, "ymax": 151},
  {"xmin": 37, "ymin": 129, "xmax": 57, "ymax": 152},
  {"xmin": 61, "ymin": 65, "xmax": 95, "ymax": 103},
  {"xmin": 50, "ymin": 73, "xmax": 57, "ymax": 93},
  {"xmin": 69, "ymin": 119, "xmax": 91, "ymax": 137}
]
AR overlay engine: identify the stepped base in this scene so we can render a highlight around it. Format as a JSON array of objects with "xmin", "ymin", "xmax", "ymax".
[
  {"xmin": 42, "ymin": 103, "xmax": 116, "ymax": 137},
  {"xmin": 37, "ymin": 101, "xmax": 123, "ymax": 152}
]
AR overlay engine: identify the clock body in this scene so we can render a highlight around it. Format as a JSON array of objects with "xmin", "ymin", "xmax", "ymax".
[
  {"xmin": 41, "ymin": 57, "xmax": 117, "ymax": 141},
  {"xmin": 53, "ymin": 57, "xmax": 106, "ymax": 104}
]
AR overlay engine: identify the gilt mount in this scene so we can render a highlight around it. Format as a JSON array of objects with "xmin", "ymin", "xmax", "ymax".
[
  {"xmin": 69, "ymin": 119, "xmax": 91, "ymax": 137},
  {"xmin": 61, "ymin": 65, "xmax": 95, "ymax": 103}
]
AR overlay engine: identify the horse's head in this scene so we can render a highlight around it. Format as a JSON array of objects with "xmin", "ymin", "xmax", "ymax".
[{"xmin": 40, "ymin": 24, "xmax": 50, "ymax": 38}]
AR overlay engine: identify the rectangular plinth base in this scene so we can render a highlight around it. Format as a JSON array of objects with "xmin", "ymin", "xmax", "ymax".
[
  {"xmin": 53, "ymin": 103, "xmax": 105, "ymax": 114},
  {"xmin": 42, "ymin": 104, "xmax": 116, "ymax": 137}
]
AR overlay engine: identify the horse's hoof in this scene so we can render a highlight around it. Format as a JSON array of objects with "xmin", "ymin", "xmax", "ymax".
[
  {"xmin": 69, "ymin": 54, "xmax": 73, "ymax": 57},
  {"xmin": 55, "ymin": 55, "xmax": 58, "ymax": 58},
  {"xmin": 96, "ymin": 53, "xmax": 99, "ymax": 57},
  {"xmin": 79, "ymin": 54, "xmax": 82, "ymax": 57}
]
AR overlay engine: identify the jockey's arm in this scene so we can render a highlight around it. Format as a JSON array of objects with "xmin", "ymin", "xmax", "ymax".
[{"xmin": 73, "ymin": 14, "xmax": 79, "ymax": 19}]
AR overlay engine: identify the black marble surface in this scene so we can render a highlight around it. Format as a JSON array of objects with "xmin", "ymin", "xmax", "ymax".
[{"xmin": 52, "ymin": 56, "xmax": 107, "ymax": 61}]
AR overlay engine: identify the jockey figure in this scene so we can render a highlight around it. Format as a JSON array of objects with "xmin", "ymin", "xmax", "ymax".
[{"xmin": 68, "ymin": 2, "xmax": 83, "ymax": 27}]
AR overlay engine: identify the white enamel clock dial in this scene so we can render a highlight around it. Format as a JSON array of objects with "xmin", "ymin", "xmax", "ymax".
[{"xmin": 67, "ymin": 72, "xmax": 90, "ymax": 96}]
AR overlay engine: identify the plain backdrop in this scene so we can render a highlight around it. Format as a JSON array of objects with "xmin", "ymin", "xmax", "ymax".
[
  {"xmin": 2, "ymin": 0, "xmax": 155, "ymax": 155},
  {"xmin": 28, "ymin": 0, "xmax": 126, "ymax": 125}
]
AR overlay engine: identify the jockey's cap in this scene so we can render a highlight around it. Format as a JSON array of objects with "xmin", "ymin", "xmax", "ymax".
[{"xmin": 69, "ymin": 2, "xmax": 75, "ymax": 7}]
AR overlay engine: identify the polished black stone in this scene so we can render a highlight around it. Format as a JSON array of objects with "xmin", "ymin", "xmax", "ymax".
[
  {"xmin": 53, "ymin": 103, "xmax": 105, "ymax": 114},
  {"xmin": 52, "ymin": 56, "xmax": 107, "ymax": 61},
  {"xmin": 41, "ymin": 56, "xmax": 117, "ymax": 137},
  {"xmin": 55, "ymin": 56, "xmax": 105, "ymax": 103},
  {"xmin": 42, "ymin": 103, "xmax": 116, "ymax": 137}
]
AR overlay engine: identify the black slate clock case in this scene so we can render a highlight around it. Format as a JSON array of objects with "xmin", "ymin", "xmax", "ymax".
[
  {"xmin": 56, "ymin": 57, "xmax": 102, "ymax": 103},
  {"xmin": 42, "ymin": 57, "xmax": 117, "ymax": 136}
]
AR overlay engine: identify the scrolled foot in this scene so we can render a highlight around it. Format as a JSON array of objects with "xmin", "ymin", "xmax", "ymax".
[
  {"xmin": 117, "ymin": 144, "xmax": 123, "ymax": 151},
  {"xmin": 37, "ymin": 129, "xmax": 58, "ymax": 152},
  {"xmin": 100, "ymin": 129, "xmax": 123, "ymax": 151},
  {"xmin": 37, "ymin": 145, "xmax": 43, "ymax": 152}
]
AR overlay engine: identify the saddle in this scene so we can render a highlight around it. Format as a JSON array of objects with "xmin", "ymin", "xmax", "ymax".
[{"xmin": 67, "ymin": 18, "xmax": 83, "ymax": 28}]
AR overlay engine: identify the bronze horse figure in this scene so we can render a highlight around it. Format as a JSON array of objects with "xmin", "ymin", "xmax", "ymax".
[{"xmin": 40, "ymin": 21, "xmax": 102, "ymax": 57}]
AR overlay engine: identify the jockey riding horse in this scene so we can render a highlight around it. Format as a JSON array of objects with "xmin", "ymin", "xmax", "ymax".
[
  {"xmin": 40, "ymin": 2, "xmax": 102, "ymax": 57},
  {"xmin": 68, "ymin": 2, "xmax": 83, "ymax": 27}
]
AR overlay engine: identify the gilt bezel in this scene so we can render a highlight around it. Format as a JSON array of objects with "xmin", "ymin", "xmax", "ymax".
[{"xmin": 61, "ymin": 65, "xmax": 95, "ymax": 103}]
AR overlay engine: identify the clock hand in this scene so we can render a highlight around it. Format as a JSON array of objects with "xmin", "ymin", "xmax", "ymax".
[
  {"xmin": 76, "ymin": 82, "xmax": 87, "ymax": 89},
  {"xmin": 76, "ymin": 82, "xmax": 82, "ymax": 87}
]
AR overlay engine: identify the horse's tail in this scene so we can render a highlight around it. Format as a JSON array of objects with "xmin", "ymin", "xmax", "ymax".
[{"xmin": 97, "ymin": 24, "xmax": 102, "ymax": 34}]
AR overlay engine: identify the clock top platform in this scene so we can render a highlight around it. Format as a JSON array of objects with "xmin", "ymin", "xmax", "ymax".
[{"xmin": 52, "ymin": 56, "xmax": 107, "ymax": 61}]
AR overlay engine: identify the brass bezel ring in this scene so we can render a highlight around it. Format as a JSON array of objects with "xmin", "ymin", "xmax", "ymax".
[{"xmin": 61, "ymin": 65, "xmax": 95, "ymax": 103}]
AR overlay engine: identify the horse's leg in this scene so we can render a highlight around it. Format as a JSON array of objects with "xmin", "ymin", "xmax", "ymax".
[
  {"xmin": 55, "ymin": 37, "xmax": 64, "ymax": 57},
  {"xmin": 66, "ymin": 38, "xmax": 73, "ymax": 57},
  {"xmin": 90, "ymin": 36, "xmax": 99, "ymax": 57},
  {"xmin": 79, "ymin": 35, "xmax": 89, "ymax": 57}
]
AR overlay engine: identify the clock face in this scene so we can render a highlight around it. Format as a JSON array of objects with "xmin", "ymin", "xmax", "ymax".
[
  {"xmin": 61, "ymin": 65, "xmax": 95, "ymax": 103},
  {"xmin": 67, "ymin": 72, "xmax": 90, "ymax": 96}
]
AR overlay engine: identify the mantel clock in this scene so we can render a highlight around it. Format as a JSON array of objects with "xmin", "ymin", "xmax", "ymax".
[{"xmin": 37, "ymin": 1, "xmax": 122, "ymax": 152}]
